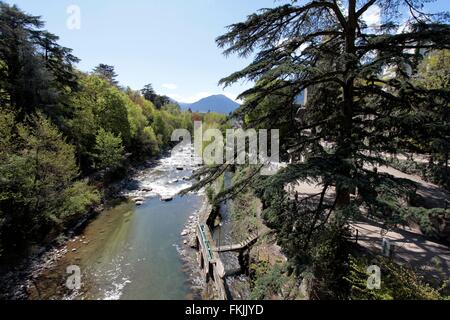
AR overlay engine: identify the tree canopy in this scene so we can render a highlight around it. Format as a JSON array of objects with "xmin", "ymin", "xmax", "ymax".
[
  {"xmin": 0, "ymin": 2, "xmax": 197, "ymax": 256},
  {"xmin": 0, "ymin": 2, "xmax": 79, "ymax": 120},
  {"xmin": 189, "ymin": 0, "xmax": 450, "ymax": 298},
  {"xmin": 92, "ymin": 64, "xmax": 119, "ymax": 86}
]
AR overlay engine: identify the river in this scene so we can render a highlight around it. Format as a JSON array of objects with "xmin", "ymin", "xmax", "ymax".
[{"xmin": 27, "ymin": 145, "xmax": 205, "ymax": 300}]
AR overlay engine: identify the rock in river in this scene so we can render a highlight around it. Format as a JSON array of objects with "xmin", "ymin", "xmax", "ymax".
[{"xmin": 181, "ymin": 230, "xmax": 189, "ymax": 236}]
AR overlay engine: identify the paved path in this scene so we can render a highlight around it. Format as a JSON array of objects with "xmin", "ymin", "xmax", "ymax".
[
  {"xmin": 376, "ymin": 165, "xmax": 450, "ymax": 209},
  {"xmin": 352, "ymin": 220, "xmax": 450, "ymax": 280},
  {"xmin": 286, "ymin": 164, "xmax": 450, "ymax": 280}
]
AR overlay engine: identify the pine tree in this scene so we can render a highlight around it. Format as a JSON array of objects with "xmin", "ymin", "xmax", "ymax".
[
  {"xmin": 191, "ymin": 0, "xmax": 449, "ymax": 297},
  {"xmin": 0, "ymin": 2, "xmax": 79, "ymax": 118},
  {"xmin": 141, "ymin": 83, "xmax": 172, "ymax": 109},
  {"xmin": 212, "ymin": 0, "xmax": 449, "ymax": 219},
  {"xmin": 141, "ymin": 83, "xmax": 157, "ymax": 102},
  {"xmin": 92, "ymin": 63, "xmax": 119, "ymax": 86}
]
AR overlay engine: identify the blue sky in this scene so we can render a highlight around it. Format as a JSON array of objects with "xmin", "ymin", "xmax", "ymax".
[{"xmin": 4, "ymin": 0, "xmax": 449, "ymax": 102}]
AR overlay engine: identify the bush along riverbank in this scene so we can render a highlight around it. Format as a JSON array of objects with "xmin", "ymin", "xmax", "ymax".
[
  {"xmin": 0, "ymin": 154, "xmax": 159, "ymax": 300},
  {"xmin": 2, "ymin": 145, "xmax": 209, "ymax": 300}
]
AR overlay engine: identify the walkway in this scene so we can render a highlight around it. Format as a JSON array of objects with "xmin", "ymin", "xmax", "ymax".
[
  {"xmin": 214, "ymin": 232, "xmax": 263, "ymax": 253},
  {"xmin": 287, "ymin": 163, "xmax": 450, "ymax": 280},
  {"xmin": 352, "ymin": 219, "xmax": 450, "ymax": 280}
]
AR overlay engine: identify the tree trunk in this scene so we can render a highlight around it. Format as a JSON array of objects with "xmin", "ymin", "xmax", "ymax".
[{"xmin": 336, "ymin": 0, "xmax": 357, "ymax": 209}]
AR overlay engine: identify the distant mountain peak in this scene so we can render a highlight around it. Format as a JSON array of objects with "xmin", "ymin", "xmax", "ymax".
[{"xmin": 178, "ymin": 94, "xmax": 240, "ymax": 114}]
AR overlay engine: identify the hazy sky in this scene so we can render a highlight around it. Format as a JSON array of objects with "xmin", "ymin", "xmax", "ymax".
[{"xmin": 4, "ymin": 0, "xmax": 449, "ymax": 102}]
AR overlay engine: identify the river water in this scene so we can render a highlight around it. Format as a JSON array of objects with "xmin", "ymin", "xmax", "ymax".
[{"xmin": 27, "ymin": 146, "xmax": 205, "ymax": 300}]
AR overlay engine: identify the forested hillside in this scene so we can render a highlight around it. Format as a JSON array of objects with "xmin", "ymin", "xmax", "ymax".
[{"xmin": 0, "ymin": 3, "xmax": 193, "ymax": 257}]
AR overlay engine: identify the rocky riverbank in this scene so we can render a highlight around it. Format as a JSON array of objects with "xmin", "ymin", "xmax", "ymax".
[{"xmin": 0, "ymin": 145, "xmax": 205, "ymax": 300}]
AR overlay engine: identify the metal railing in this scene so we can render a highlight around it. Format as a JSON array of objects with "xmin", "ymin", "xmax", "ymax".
[{"xmin": 198, "ymin": 223, "xmax": 213, "ymax": 261}]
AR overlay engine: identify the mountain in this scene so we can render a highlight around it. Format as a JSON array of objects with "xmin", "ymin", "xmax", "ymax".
[{"xmin": 178, "ymin": 94, "xmax": 240, "ymax": 114}]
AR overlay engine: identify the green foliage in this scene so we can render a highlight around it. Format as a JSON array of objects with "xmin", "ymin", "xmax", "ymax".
[
  {"xmin": 141, "ymin": 126, "xmax": 160, "ymax": 156},
  {"xmin": 345, "ymin": 255, "xmax": 444, "ymax": 300},
  {"xmin": 141, "ymin": 83, "xmax": 172, "ymax": 109},
  {"xmin": 411, "ymin": 49, "xmax": 450, "ymax": 176},
  {"xmin": 92, "ymin": 64, "xmax": 118, "ymax": 86},
  {"xmin": 389, "ymin": 157, "xmax": 450, "ymax": 192},
  {"xmin": 417, "ymin": 50, "xmax": 450, "ymax": 90},
  {"xmin": 250, "ymin": 261, "xmax": 287, "ymax": 300},
  {"xmin": 190, "ymin": 0, "xmax": 450, "ymax": 299},
  {"xmin": 67, "ymin": 74, "xmax": 193, "ymax": 169},
  {"xmin": 0, "ymin": 2, "xmax": 79, "ymax": 118},
  {"xmin": 402, "ymin": 206, "xmax": 450, "ymax": 243},
  {"xmin": 0, "ymin": 110, "xmax": 99, "ymax": 251},
  {"xmin": 253, "ymin": 177, "xmax": 353, "ymax": 299},
  {"xmin": 230, "ymin": 170, "xmax": 261, "ymax": 241},
  {"xmin": 152, "ymin": 113, "xmax": 172, "ymax": 145},
  {"xmin": 59, "ymin": 180, "xmax": 100, "ymax": 222},
  {"xmin": 93, "ymin": 128, "xmax": 125, "ymax": 172},
  {"xmin": 141, "ymin": 84, "xmax": 157, "ymax": 103},
  {"xmin": 0, "ymin": 4, "xmax": 196, "ymax": 260}
]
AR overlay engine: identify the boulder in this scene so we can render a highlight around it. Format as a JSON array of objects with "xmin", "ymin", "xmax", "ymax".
[
  {"xmin": 189, "ymin": 236, "xmax": 198, "ymax": 249},
  {"xmin": 161, "ymin": 196, "xmax": 173, "ymax": 202}
]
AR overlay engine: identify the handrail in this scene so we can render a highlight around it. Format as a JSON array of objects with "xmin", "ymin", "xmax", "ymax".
[{"xmin": 198, "ymin": 223, "xmax": 213, "ymax": 261}]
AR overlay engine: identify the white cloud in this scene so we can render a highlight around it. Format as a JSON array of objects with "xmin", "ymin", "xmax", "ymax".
[
  {"xmin": 161, "ymin": 83, "xmax": 178, "ymax": 90},
  {"xmin": 362, "ymin": 5, "xmax": 381, "ymax": 28}
]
